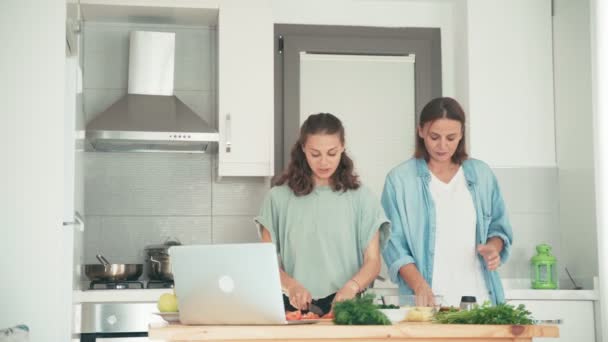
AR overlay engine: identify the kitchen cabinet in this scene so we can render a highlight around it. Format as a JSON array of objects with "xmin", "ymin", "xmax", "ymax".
[
  {"xmin": 2, "ymin": 0, "xmax": 71, "ymax": 340},
  {"xmin": 508, "ymin": 300, "xmax": 595, "ymax": 342},
  {"xmin": 217, "ymin": 0, "xmax": 274, "ymax": 177},
  {"xmin": 467, "ymin": 0, "xmax": 555, "ymax": 167}
]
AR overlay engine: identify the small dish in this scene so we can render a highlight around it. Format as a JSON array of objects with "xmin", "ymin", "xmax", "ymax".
[
  {"xmin": 378, "ymin": 308, "xmax": 409, "ymax": 324},
  {"xmin": 153, "ymin": 312, "xmax": 180, "ymax": 322},
  {"xmin": 377, "ymin": 294, "xmax": 443, "ymax": 322}
]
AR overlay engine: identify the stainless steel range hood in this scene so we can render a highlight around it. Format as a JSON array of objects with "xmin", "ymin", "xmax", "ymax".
[{"xmin": 86, "ymin": 31, "xmax": 218, "ymax": 153}]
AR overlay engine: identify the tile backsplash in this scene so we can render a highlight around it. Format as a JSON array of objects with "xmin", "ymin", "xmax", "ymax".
[
  {"xmin": 492, "ymin": 167, "xmax": 559, "ymax": 279},
  {"xmin": 84, "ymin": 152, "xmax": 269, "ymax": 266}
]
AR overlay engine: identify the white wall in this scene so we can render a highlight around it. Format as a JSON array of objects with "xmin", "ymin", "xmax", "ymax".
[
  {"xmin": 271, "ymin": 0, "xmax": 459, "ymax": 98},
  {"xmin": 591, "ymin": 0, "xmax": 608, "ymax": 340},
  {"xmin": 553, "ymin": 0, "xmax": 598, "ymax": 284},
  {"xmin": 466, "ymin": 0, "xmax": 555, "ymax": 168},
  {"xmin": 0, "ymin": 1, "xmax": 71, "ymax": 341}
]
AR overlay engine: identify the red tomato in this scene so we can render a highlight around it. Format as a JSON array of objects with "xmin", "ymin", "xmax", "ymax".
[
  {"xmin": 285, "ymin": 310, "xmax": 302, "ymax": 321},
  {"xmin": 301, "ymin": 312, "xmax": 320, "ymax": 320},
  {"xmin": 321, "ymin": 311, "xmax": 334, "ymax": 319}
]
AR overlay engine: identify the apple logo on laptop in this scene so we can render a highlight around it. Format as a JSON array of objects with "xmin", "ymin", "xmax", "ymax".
[{"xmin": 218, "ymin": 275, "xmax": 235, "ymax": 293}]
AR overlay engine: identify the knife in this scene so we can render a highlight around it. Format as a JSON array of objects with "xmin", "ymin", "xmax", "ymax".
[{"xmin": 307, "ymin": 301, "xmax": 324, "ymax": 316}]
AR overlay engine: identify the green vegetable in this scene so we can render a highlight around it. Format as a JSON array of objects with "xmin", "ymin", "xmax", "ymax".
[
  {"xmin": 434, "ymin": 302, "xmax": 534, "ymax": 325},
  {"xmin": 333, "ymin": 294, "xmax": 391, "ymax": 325},
  {"xmin": 376, "ymin": 304, "xmax": 399, "ymax": 309}
]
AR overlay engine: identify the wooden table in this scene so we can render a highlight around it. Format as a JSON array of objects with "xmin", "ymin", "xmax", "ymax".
[{"xmin": 148, "ymin": 322, "xmax": 559, "ymax": 341}]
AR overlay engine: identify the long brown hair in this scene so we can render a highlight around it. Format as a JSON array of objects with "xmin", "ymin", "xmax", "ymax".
[
  {"xmin": 274, "ymin": 113, "xmax": 360, "ymax": 196},
  {"xmin": 415, "ymin": 97, "xmax": 469, "ymax": 164}
]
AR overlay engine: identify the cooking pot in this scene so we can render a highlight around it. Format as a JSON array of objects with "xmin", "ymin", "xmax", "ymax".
[
  {"xmin": 145, "ymin": 240, "xmax": 181, "ymax": 280},
  {"xmin": 84, "ymin": 254, "xmax": 143, "ymax": 281}
]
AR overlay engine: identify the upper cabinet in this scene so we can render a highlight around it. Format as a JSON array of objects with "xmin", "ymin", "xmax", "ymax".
[
  {"xmin": 466, "ymin": 0, "xmax": 555, "ymax": 167},
  {"xmin": 217, "ymin": 0, "xmax": 274, "ymax": 177}
]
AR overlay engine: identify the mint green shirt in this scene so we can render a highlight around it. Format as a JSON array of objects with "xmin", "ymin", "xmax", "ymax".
[{"xmin": 255, "ymin": 184, "xmax": 390, "ymax": 298}]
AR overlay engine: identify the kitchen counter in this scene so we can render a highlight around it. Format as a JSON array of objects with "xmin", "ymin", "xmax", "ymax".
[
  {"xmin": 504, "ymin": 288, "xmax": 598, "ymax": 301},
  {"xmin": 73, "ymin": 288, "xmax": 172, "ymax": 303},
  {"xmin": 502, "ymin": 277, "xmax": 600, "ymax": 301},
  {"xmin": 74, "ymin": 277, "xmax": 600, "ymax": 304},
  {"xmin": 370, "ymin": 277, "xmax": 600, "ymax": 302},
  {"xmin": 148, "ymin": 322, "xmax": 559, "ymax": 341}
]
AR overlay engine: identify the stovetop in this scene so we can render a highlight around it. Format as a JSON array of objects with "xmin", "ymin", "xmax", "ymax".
[{"xmin": 87, "ymin": 280, "xmax": 174, "ymax": 290}]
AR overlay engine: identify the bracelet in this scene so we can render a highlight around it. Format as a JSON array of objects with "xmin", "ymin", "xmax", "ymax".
[{"xmin": 349, "ymin": 278, "xmax": 362, "ymax": 293}]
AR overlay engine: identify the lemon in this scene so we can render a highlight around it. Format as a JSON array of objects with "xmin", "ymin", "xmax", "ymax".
[{"xmin": 158, "ymin": 293, "xmax": 178, "ymax": 312}]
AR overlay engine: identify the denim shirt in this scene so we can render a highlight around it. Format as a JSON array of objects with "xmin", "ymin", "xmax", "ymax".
[{"xmin": 381, "ymin": 158, "xmax": 513, "ymax": 304}]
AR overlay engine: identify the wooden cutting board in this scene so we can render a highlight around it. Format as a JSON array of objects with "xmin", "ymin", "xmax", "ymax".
[{"xmin": 149, "ymin": 322, "xmax": 559, "ymax": 341}]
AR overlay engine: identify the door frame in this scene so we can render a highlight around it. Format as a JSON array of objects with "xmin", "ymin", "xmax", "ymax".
[{"xmin": 274, "ymin": 24, "xmax": 442, "ymax": 173}]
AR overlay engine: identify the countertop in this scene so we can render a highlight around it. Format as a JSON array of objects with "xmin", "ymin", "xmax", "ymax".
[
  {"xmin": 148, "ymin": 322, "xmax": 559, "ymax": 341},
  {"xmin": 73, "ymin": 288, "xmax": 172, "ymax": 303},
  {"xmin": 73, "ymin": 277, "xmax": 600, "ymax": 303},
  {"xmin": 369, "ymin": 277, "xmax": 600, "ymax": 301}
]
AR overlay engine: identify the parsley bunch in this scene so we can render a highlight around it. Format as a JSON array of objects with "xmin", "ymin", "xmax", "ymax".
[
  {"xmin": 333, "ymin": 294, "xmax": 391, "ymax": 325},
  {"xmin": 434, "ymin": 302, "xmax": 534, "ymax": 325}
]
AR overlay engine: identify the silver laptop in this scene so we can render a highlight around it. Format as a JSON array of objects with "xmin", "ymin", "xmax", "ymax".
[{"xmin": 170, "ymin": 243, "xmax": 318, "ymax": 325}]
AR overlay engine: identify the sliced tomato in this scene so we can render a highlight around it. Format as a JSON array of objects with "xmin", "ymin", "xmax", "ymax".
[
  {"xmin": 301, "ymin": 312, "xmax": 320, "ymax": 320},
  {"xmin": 285, "ymin": 310, "xmax": 302, "ymax": 321},
  {"xmin": 321, "ymin": 311, "xmax": 334, "ymax": 319}
]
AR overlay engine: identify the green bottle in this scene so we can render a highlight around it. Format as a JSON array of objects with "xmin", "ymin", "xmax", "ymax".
[{"xmin": 531, "ymin": 244, "xmax": 558, "ymax": 289}]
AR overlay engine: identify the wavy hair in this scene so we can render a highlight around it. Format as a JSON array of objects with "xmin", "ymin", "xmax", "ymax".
[
  {"xmin": 274, "ymin": 113, "xmax": 360, "ymax": 196},
  {"xmin": 415, "ymin": 97, "xmax": 469, "ymax": 164}
]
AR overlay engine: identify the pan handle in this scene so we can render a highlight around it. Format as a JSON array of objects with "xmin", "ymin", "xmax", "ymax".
[{"xmin": 96, "ymin": 254, "xmax": 110, "ymax": 266}]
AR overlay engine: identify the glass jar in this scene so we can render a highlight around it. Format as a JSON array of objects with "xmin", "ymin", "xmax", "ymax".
[{"xmin": 459, "ymin": 296, "xmax": 477, "ymax": 311}]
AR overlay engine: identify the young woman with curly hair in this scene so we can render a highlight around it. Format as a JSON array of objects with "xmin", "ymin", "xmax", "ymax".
[{"xmin": 255, "ymin": 113, "xmax": 390, "ymax": 314}]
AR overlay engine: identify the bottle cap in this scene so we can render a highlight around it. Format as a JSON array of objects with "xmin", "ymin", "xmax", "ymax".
[{"xmin": 460, "ymin": 296, "xmax": 477, "ymax": 303}]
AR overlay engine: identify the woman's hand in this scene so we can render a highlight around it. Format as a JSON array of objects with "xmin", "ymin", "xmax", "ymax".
[
  {"xmin": 334, "ymin": 279, "xmax": 360, "ymax": 303},
  {"xmin": 477, "ymin": 241, "xmax": 502, "ymax": 271},
  {"xmin": 286, "ymin": 282, "xmax": 312, "ymax": 310},
  {"xmin": 413, "ymin": 281, "xmax": 436, "ymax": 306}
]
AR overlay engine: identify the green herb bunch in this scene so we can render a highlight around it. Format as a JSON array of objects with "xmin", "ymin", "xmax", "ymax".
[
  {"xmin": 434, "ymin": 302, "xmax": 534, "ymax": 325},
  {"xmin": 333, "ymin": 293, "xmax": 391, "ymax": 325}
]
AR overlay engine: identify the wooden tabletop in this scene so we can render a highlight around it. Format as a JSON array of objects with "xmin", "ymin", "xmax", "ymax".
[{"xmin": 148, "ymin": 321, "xmax": 559, "ymax": 341}]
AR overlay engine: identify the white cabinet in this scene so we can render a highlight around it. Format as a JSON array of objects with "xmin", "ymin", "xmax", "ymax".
[
  {"xmin": 467, "ymin": 0, "xmax": 555, "ymax": 167},
  {"xmin": 508, "ymin": 300, "xmax": 595, "ymax": 342},
  {"xmin": 217, "ymin": 0, "xmax": 274, "ymax": 177},
  {"xmin": 2, "ymin": 0, "xmax": 71, "ymax": 340}
]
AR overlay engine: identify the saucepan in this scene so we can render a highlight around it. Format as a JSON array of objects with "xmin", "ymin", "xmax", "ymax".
[
  {"xmin": 145, "ymin": 239, "xmax": 181, "ymax": 281},
  {"xmin": 84, "ymin": 254, "xmax": 143, "ymax": 281}
]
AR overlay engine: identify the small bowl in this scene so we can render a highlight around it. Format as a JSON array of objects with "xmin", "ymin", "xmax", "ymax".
[
  {"xmin": 378, "ymin": 308, "xmax": 409, "ymax": 324},
  {"xmin": 377, "ymin": 294, "xmax": 443, "ymax": 322}
]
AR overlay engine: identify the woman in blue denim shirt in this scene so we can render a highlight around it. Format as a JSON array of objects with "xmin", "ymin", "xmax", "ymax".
[{"xmin": 381, "ymin": 97, "xmax": 513, "ymax": 306}]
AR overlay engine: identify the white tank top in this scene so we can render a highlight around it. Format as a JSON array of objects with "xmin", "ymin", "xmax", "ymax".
[{"xmin": 429, "ymin": 167, "xmax": 489, "ymax": 307}]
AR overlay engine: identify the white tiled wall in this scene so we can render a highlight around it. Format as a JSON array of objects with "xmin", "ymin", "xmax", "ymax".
[
  {"xmin": 492, "ymin": 167, "xmax": 559, "ymax": 279},
  {"xmin": 84, "ymin": 153, "xmax": 268, "ymax": 265}
]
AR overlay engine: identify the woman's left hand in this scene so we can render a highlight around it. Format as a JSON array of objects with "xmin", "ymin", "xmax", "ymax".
[
  {"xmin": 333, "ymin": 280, "xmax": 360, "ymax": 303},
  {"xmin": 477, "ymin": 244, "xmax": 501, "ymax": 270}
]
